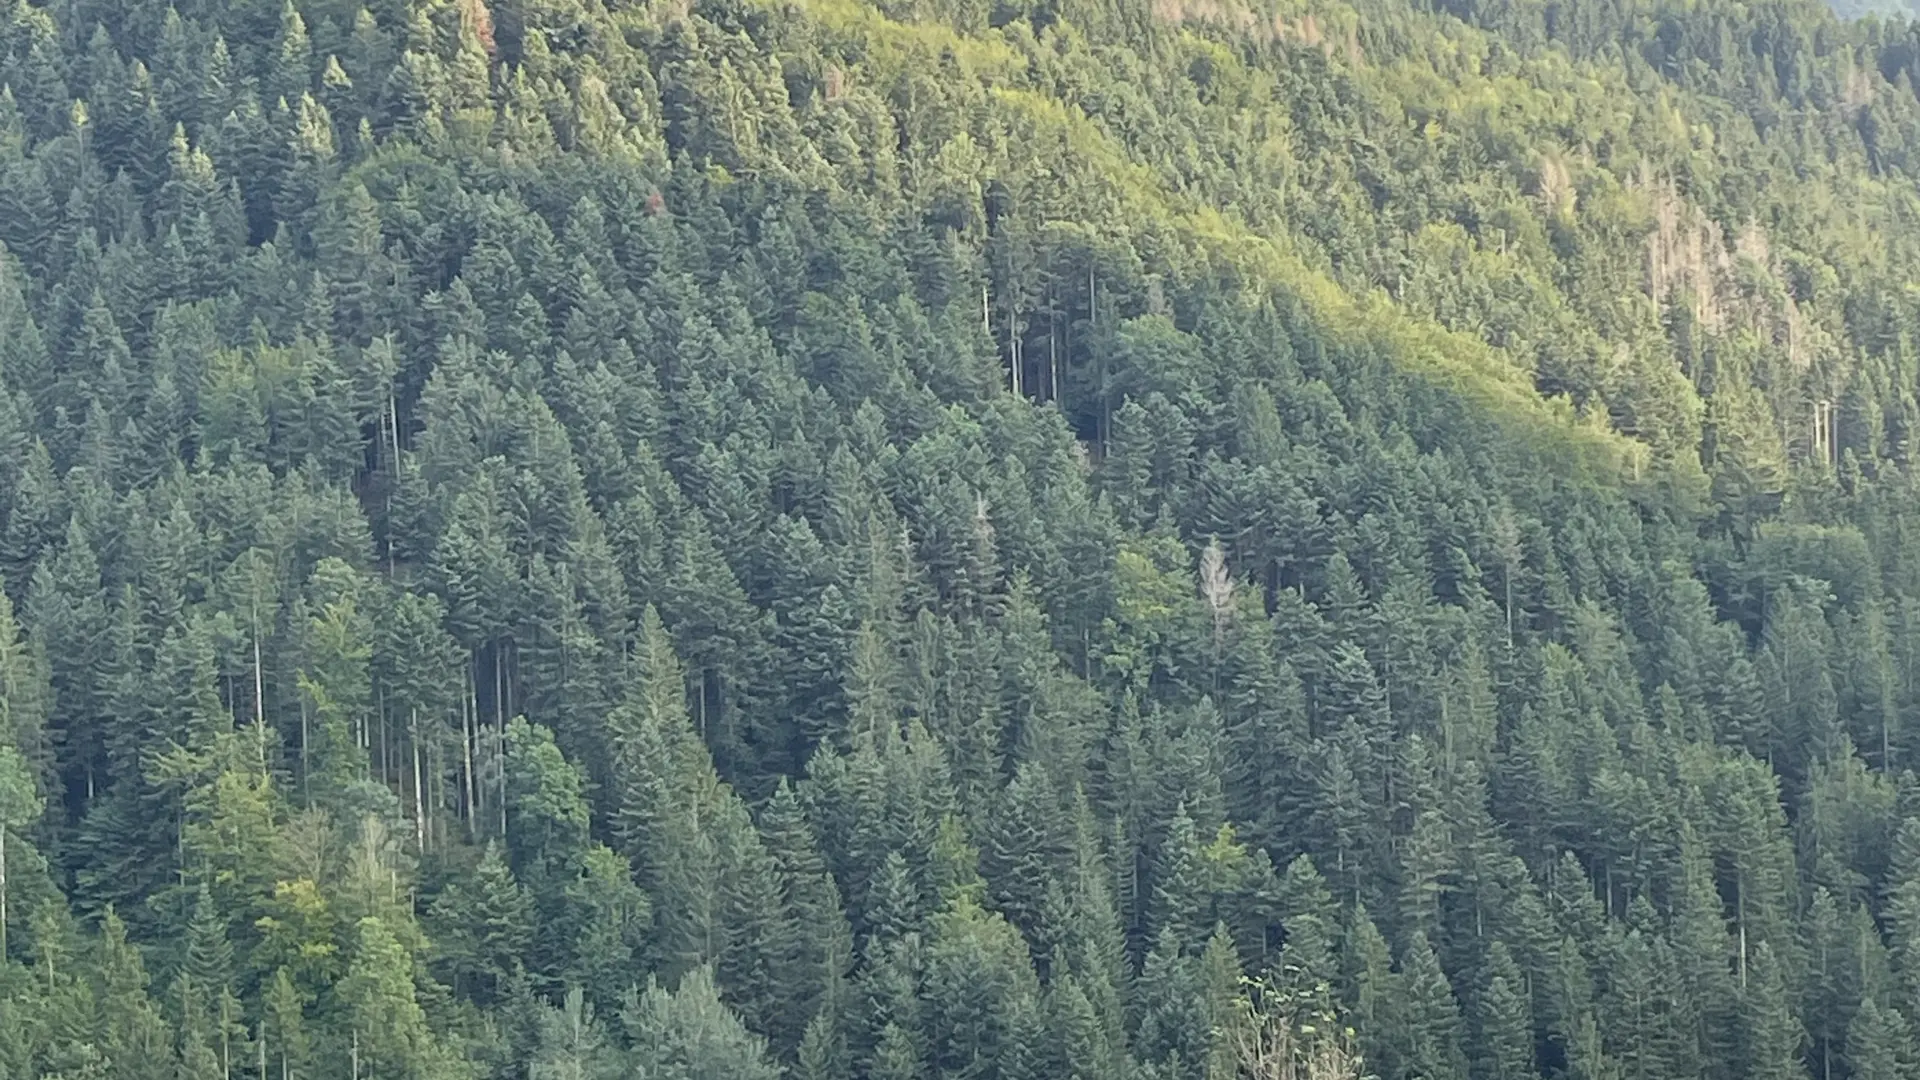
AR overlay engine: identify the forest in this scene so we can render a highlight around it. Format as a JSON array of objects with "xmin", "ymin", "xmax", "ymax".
[{"xmin": 9, "ymin": 0, "xmax": 1920, "ymax": 1073}]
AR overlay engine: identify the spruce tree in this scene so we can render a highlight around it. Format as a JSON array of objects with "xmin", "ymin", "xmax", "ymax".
[
  {"xmin": 1846, "ymin": 998, "xmax": 1917, "ymax": 1080},
  {"xmin": 1470, "ymin": 941, "xmax": 1533, "ymax": 1080},
  {"xmin": 1741, "ymin": 942, "xmax": 1812, "ymax": 1080},
  {"xmin": 1398, "ymin": 931, "xmax": 1469, "ymax": 1080},
  {"xmin": 621, "ymin": 967, "xmax": 781, "ymax": 1080}
]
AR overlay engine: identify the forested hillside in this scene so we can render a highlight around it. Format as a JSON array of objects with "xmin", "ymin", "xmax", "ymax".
[{"xmin": 9, "ymin": 0, "xmax": 1920, "ymax": 1073}]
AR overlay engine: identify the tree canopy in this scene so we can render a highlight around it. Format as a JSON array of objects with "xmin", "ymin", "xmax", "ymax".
[{"xmin": 6, "ymin": 0, "xmax": 1920, "ymax": 1075}]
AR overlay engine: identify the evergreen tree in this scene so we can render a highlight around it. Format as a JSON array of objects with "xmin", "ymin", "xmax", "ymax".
[
  {"xmin": 621, "ymin": 967, "xmax": 781, "ymax": 1080},
  {"xmin": 1846, "ymin": 998, "xmax": 1917, "ymax": 1080},
  {"xmin": 336, "ymin": 916, "xmax": 457, "ymax": 1080},
  {"xmin": 528, "ymin": 988, "xmax": 623, "ymax": 1080},
  {"xmin": 1741, "ymin": 942, "xmax": 1813, "ymax": 1080},
  {"xmin": 1398, "ymin": 931, "xmax": 1469, "ymax": 1080},
  {"xmin": 426, "ymin": 842, "xmax": 532, "ymax": 1002},
  {"xmin": 1470, "ymin": 941, "xmax": 1533, "ymax": 1080},
  {"xmin": 8, "ymin": 0, "xmax": 1920, "ymax": 1075},
  {"xmin": 0, "ymin": 744, "xmax": 39, "ymax": 959}
]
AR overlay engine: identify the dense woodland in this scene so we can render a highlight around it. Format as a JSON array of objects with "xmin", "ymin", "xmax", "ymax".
[{"xmin": 12, "ymin": 0, "xmax": 1920, "ymax": 1074}]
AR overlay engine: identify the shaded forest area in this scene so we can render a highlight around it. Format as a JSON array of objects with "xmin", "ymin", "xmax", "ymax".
[{"xmin": 10, "ymin": 0, "xmax": 1920, "ymax": 1075}]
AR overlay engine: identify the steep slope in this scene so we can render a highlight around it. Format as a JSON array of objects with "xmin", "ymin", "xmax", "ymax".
[{"xmin": 5, "ymin": 0, "xmax": 1920, "ymax": 1077}]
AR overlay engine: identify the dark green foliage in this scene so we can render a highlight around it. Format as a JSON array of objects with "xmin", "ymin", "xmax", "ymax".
[{"xmin": 4, "ymin": 0, "xmax": 1920, "ymax": 1073}]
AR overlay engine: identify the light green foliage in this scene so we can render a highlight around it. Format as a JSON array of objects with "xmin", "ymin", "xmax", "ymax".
[{"xmin": 622, "ymin": 967, "xmax": 782, "ymax": 1080}]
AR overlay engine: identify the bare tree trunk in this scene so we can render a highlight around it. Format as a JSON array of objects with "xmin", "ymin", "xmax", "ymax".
[
  {"xmin": 462, "ymin": 685, "xmax": 476, "ymax": 840},
  {"xmin": 497, "ymin": 642, "xmax": 509, "ymax": 837},
  {"xmin": 253, "ymin": 629, "xmax": 264, "ymax": 729},
  {"xmin": 428, "ymin": 734, "xmax": 441, "ymax": 851},
  {"xmin": 299, "ymin": 699, "xmax": 310, "ymax": 807},
  {"xmin": 386, "ymin": 391, "xmax": 401, "ymax": 578},
  {"xmin": 1737, "ymin": 880, "xmax": 1749, "ymax": 987},
  {"xmin": 1012, "ymin": 313, "xmax": 1023, "ymax": 398},
  {"xmin": 1091, "ymin": 271, "xmax": 1110, "ymax": 451},
  {"xmin": 376, "ymin": 687, "xmax": 387, "ymax": 786},
  {"xmin": 1050, "ymin": 302, "xmax": 1060, "ymax": 403},
  {"xmin": 412, "ymin": 709, "xmax": 426, "ymax": 852}
]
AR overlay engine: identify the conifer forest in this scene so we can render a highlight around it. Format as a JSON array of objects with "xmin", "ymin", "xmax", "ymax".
[{"xmin": 18, "ymin": 0, "xmax": 1920, "ymax": 1072}]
